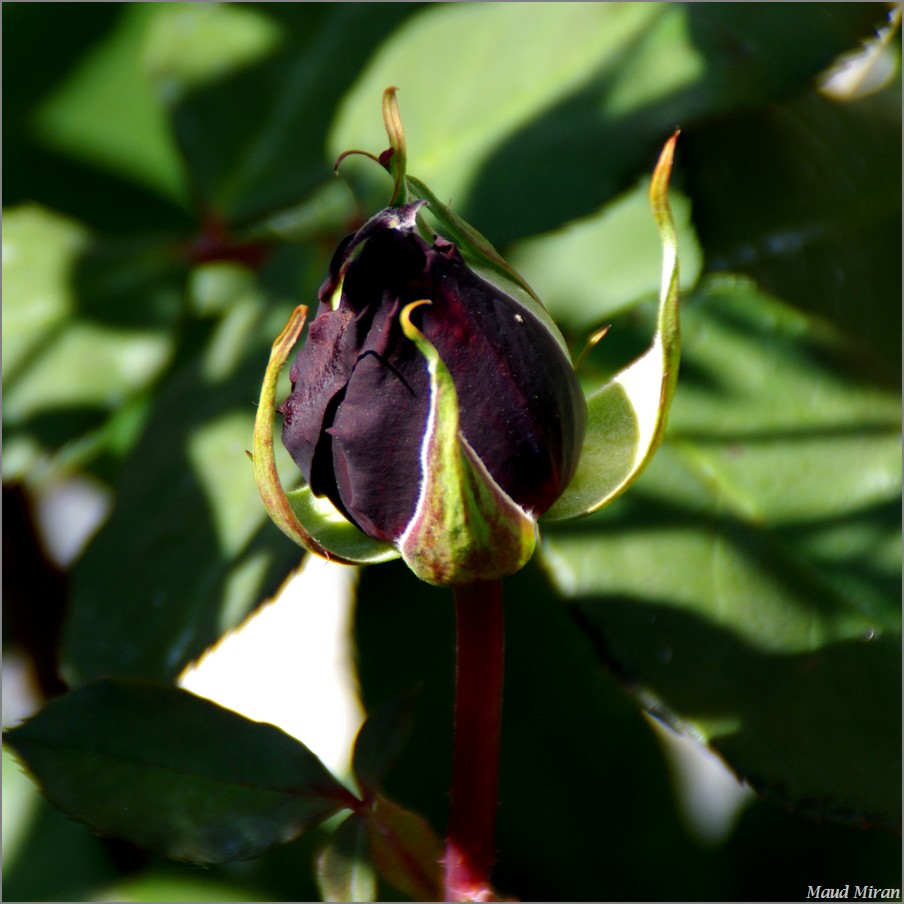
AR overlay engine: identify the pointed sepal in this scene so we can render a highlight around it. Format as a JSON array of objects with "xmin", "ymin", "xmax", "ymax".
[
  {"xmin": 543, "ymin": 132, "xmax": 682, "ymax": 520},
  {"xmin": 252, "ymin": 305, "xmax": 399, "ymax": 564},
  {"xmin": 396, "ymin": 300, "xmax": 537, "ymax": 586}
]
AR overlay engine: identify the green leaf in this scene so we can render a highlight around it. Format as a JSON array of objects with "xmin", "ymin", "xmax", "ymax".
[
  {"xmin": 60, "ymin": 269, "xmax": 304, "ymax": 684},
  {"xmin": 332, "ymin": 3, "xmax": 888, "ymax": 243},
  {"xmin": 351, "ymin": 691, "xmax": 417, "ymax": 796},
  {"xmin": 508, "ymin": 178, "xmax": 702, "ymax": 331},
  {"xmin": 541, "ymin": 277, "xmax": 901, "ymax": 828},
  {"xmin": 148, "ymin": 4, "xmax": 423, "ymax": 221},
  {"xmin": 32, "ymin": 4, "xmax": 186, "ymax": 205},
  {"xmin": 316, "ymin": 812, "xmax": 377, "ymax": 904},
  {"xmin": 365, "ymin": 794, "xmax": 444, "ymax": 903},
  {"xmin": 100, "ymin": 873, "xmax": 264, "ymax": 904},
  {"xmin": 683, "ymin": 81, "xmax": 902, "ymax": 376},
  {"xmin": 2, "ymin": 748, "xmax": 120, "ymax": 903},
  {"xmin": 332, "ymin": 3, "xmax": 666, "ymax": 236},
  {"xmin": 4, "ymin": 679, "xmax": 357, "ymax": 865},
  {"xmin": 144, "ymin": 3, "xmax": 284, "ymax": 105},
  {"xmin": 2, "ymin": 204, "xmax": 185, "ymax": 484},
  {"xmin": 544, "ymin": 134, "xmax": 681, "ymax": 520}
]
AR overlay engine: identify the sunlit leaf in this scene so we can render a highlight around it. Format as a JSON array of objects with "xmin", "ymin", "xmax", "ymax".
[
  {"xmin": 541, "ymin": 277, "xmax": 901, "ymax": 828},
  {"xmin": 61, "ymin": 270, "xmax": 303, "ymax": 684},
  {"xmin": 2, "ymin": 205, "xmax": 88, "ymax": 379},
  {"xmin": 2, "ymin": 205, "xmax": 185, "ymax": 484},
  {"xmin": 144, "ymin": 3, "xmax": 283, "ymax": 105},
  {"xmin": 32, "ymin": 4, "xmax": 185, "ymax": 204},
  {"xmin": 332, "ymin": 3, "xmax": 888, "ymax": 242},
  {"xmin": 508, "ymin": 178, "xmax": 701, "ymax": 331}
]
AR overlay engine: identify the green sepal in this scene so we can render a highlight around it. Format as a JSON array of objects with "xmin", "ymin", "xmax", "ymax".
[
  {"xmin": 382, "ymin": 86, "xmax": 409, "ymax": 207},
  {"xmin": 251, "ymin": 305, "xmax": 398, "ymax": 565},
  {"xmin": 543, "ymin": 132, "xmax": 682, "ymax": 521},
  {"xmin": 397, "ymin": 300, "xmax": 537, "ymax": 586},
  {"xmin": 364, "ymin": 793, "xmax": 444, "ymax": 903},
  {"xmin": 316, "ymin": 811, "xmax": 377, "ymax": 904},
  {"xmin": 316, "ymin": 792, "xmax": 444, "ymax": 904},
  {"xmin": 286, "ymin": 485, "xmax": 399, "ymax": 565}
]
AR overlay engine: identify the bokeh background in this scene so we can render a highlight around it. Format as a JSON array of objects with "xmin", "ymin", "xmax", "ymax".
[{"xmin": 3, "ymin": 3, "xmax": 901, "ymax": 901}]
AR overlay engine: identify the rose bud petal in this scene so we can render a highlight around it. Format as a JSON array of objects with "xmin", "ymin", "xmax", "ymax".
[{"xmin": 280, "ymin": 201, "xmax": 586, "ymax": 584}]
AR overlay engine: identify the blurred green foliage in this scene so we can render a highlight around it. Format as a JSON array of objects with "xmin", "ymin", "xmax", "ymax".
[{"xmin": 3, "ymin": 3, "xmax": 900, "ymax": 901}]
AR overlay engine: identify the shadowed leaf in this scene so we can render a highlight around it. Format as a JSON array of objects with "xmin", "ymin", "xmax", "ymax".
[{"xmin": 5, "ymin": 679, "xmax": 357, "ymax": 865}]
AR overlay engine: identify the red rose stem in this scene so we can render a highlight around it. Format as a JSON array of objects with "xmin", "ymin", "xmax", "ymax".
[{"xmin": 445, "ymin": 579, "xmax": 505, "ymax": 902}]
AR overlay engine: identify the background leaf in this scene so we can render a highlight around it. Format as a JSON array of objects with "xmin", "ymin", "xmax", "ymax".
[
  {"xmin": 682, "ymin": 79, "xmax": 902, "ymax": 376},
  {"xmin": 30, "ymin": 3, "xmax": 186, "ymax": 206},
  {"xmin": 5, "ymin": 679, "xmax": 356, "ymax": 865},
  {"xmin": 332, "ymin": 3, "xmax": 889, "ymax": 242},
  {"xmin": 2, "ymin": 205, "xmax": 185, "ymax": 485},
  {"xmin": 58, "ymin": 260, "xmax": 305, "ymax": 683},
  {"xmin": 351, "ymin": 691, "xmax": 417, "ymax": 797},
  {"xmin": 507, "ymin": 177, "xmax": 702, "ymax": 329},
  {"xmin": 149, "ymin": 3, "xmax": 424, "ymax": 222},
  {"xmin": 540, "ymin": 278, "xmax": 901, "ymax": 827}
]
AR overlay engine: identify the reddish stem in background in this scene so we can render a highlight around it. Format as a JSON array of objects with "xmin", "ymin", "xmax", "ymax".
[
  {"xmin": 445, "ymin": 580, "xmax": 505, "ymax": 902},
  {"xmin": 187, "ymin": 212, "xmax": 272, "ymax": 269}
]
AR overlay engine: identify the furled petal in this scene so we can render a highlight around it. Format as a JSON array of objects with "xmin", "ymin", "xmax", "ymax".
[
  {"xmin": 280, "ymin": 306, "xmax": 357, "ymax": 496},
  {"xmin": 328, "ymin": 323, "xmax": 430, "ymax": 542},
  {"xmin": 323, "ymin": 228, "xmax": 434, "ymax": 540},
  {"xmin": 419, "ymin": 240, "xmax": 585, "ymax": 516}
]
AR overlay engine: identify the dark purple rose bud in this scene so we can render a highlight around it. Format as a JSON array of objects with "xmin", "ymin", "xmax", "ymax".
[{"xmin": 278, "ymin": 201, "xmax": 586, "ymax": 585}]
